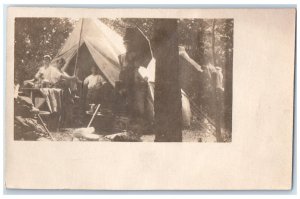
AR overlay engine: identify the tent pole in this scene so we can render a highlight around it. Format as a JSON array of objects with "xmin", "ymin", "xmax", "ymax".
[{"xmin": 73, "ymin": 18, "xmax": 84, "ymax": 76}]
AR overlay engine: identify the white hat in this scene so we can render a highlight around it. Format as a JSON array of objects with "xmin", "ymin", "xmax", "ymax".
[{"xmin": 43, "ymin": 55, "xmax": 52, "ymax": 60}]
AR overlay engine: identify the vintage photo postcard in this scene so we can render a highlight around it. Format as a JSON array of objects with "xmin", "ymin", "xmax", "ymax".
[{"xmin": 5, "ymin": 7, "xmax": 295, "ymax": 190}]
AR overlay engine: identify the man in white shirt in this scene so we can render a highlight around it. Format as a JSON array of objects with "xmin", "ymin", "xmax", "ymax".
[
  {"xmin": 83, "ymin": 65, "xmax": 106, "ymax": 107},
  {"xmin": 23, "ymin": 55, "xmax": 52, "ymax": 87},
  {"xmin": 35, "ymin": 55, "xmax": 51, "ymax": 81}
]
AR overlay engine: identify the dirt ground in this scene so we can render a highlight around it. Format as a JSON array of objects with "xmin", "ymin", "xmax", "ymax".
[
  {"xmin": 45, "ymin": 114, "xmax": 231, "ymax": 142},
  {"xmin": 48, "ymin": 128, "xmax": 221, "ymax": 142},
  {"xmin": 140, "ymin": 130, "xmax": 217, "ymax": 142}
]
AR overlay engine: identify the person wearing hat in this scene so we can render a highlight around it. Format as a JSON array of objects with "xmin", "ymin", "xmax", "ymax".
[
  {"xmin": 34, "ymin": 55, "xmax": 52, "ymax": 82},
  {"xmin": 23, "ymin": 55, "xmax": 52, "ymax": 88}
]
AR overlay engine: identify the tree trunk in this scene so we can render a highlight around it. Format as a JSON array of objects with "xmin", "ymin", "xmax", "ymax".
[
  {"xmin": 211, "ymin": 19, "xmax": 222, "ymax": 142},
  {"xmin": 212, "ymin": 73, "xmax": 222, "ymax": 142},
  {"xmin": 152, "ymin": 19, "xmax": 182, "ymax": 142},
  {"xmin": 211, "ymin": 19, "xmax": 216, "ymax": 66},
  {"xmin": 224, "ymin": 19, "xmax": 233, "ymax": 134},
  {"xmin": 196, "ymin": 19, "xmax": 205, "ymax": 66},
  {"xmin": 195, "ymin": 20, "xmax": 206, "ymax": 107}
]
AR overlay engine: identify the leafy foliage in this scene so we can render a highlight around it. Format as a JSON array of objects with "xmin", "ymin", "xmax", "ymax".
[
  {"xmin": 101, "ymin": 18, "xmax": 233, "ymax": 70},
  {"xmin": 14, "ymin": 18, "xmax": 76, "ymax": 83}
]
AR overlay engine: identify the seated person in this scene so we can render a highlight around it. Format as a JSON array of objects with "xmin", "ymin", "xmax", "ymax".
[
  {"xmin": 43, "ymin": 58, "xmax": 77, "ymax": 88},
  {"xmin": 23, "ymin": 55, "xmax": 52, "ymax": 87},
  {"xmin": 83, "ymin": 65, "xmax": 106, "ymax": 108},
  {"xmin": 35, "ymin": 55, "xmax": 52, "ymax": 82}
]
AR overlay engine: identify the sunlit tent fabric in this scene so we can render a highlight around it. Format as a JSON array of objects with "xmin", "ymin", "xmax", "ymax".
[
  {"xmin": 53, "ymin": 18, "xmax": 126, "ymax": 87},
  {"xmin": 53, "ymin": 19, "xmax": 203, "ymax": 127},
  {"xmin": 141, "ymin": 56, "xmax": 192, "ymax": 127}
]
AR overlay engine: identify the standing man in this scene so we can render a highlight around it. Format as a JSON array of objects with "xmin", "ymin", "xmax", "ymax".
[
  {"xmin": 118, "ymin": 27, "xmax": 148, "ymax": 124},
  {"xmin": 42, "ymin": 58, "xmax": 77, "ymax": 129}
]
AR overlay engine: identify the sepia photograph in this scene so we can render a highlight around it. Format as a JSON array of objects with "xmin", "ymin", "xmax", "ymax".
[
  {"xmin": 13, "ymin": 17, "xmax": 233, "ymax": 142},
  {"xmin": 5, "ymin": 7, "xmax": 295, "ymax": 190}
]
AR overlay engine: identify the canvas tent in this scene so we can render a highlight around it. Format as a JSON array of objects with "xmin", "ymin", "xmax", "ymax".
[
  {"xmin": 53, "ymin": 18, "xmax": 203, "ymax": 127},
  {"xmin": 53, "ymin": 18, "xmax": 126, "ymax": 86}
]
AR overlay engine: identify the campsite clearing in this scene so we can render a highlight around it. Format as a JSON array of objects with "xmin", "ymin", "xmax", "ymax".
[{"xmin": 43, "ymin": 128, "xmax": 219, "ymax": 142}]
